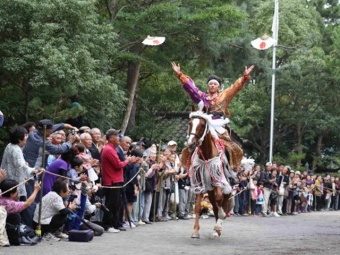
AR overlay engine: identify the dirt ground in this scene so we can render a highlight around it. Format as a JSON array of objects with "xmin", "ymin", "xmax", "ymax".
[{"xmin": 4, "ymin": 210, "xmax": 340, "ymax": 255}]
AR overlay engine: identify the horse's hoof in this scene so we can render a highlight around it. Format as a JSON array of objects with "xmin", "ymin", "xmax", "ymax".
[
  {"xmin": 191, "ymin": 233, "xmax": 200, "ymax": 239},
  {"xmin": 209, "ymin": 232, "xmax": 220, "ymax": 240}
]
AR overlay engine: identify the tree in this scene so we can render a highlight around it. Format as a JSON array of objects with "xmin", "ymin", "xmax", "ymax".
[
  {"xmin": 0, "ymin": 0, "xmax": 123, "ymax": 131},
  {"xmin": 102, "ymin": 0, "xmax": 246, "ymax": 133}
]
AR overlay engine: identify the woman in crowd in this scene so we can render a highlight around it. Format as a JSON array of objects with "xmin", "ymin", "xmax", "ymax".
[
  {"xmin": 1, "ymin": 126, "xmax": 43, "ymax": 201},
  {"xmin": 0, "ymin": 179, "xmax": 41, "ymax": 245}
]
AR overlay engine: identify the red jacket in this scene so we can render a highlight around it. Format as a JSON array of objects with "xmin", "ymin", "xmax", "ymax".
[{"xmin": 101, "ymin": 143, "xmax": 128, "ymax": 185}]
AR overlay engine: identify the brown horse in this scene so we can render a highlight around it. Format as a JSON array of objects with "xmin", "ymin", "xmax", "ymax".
[{"xmin": 182, "ymin": 111, "xmax": 233, "ymax": 239}]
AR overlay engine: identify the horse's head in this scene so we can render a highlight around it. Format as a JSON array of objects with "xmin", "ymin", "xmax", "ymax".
[{"xmin": 187, "ymin": 112, "xmax": 209, "ymax": 152}]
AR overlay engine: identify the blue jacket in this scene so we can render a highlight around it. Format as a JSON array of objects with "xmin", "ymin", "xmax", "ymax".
[{"xmin": 23, "ymin": 123, "xmax": 72, "ymax": 167}]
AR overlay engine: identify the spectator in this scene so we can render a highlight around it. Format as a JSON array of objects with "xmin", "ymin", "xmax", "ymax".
[
  {"xmin": 259, "ymin": 162, "xmax": 273, "ymax": 216},
  {"xmin": 42, "ymin": 149, "xmax": 74, "ymax": 196},
  {"xmin": 125, "ymin": 149, "xmax": 143, "ymax": 226},
  {"xmin": 116, "ymin": 135, "xmax": 132, "ymax": 230},
  {"xmin": 0, "ymin": 179, "xmax": 41, "ymax": 245},
  {"xmin": 1, "ymin": 126, "xmax": 43, "ymax": 200},
  {"xmin": 176, "ymin": 154, "xmax": 189, "ymax": 220},
  {"xmin": 66, "ymin": 157, "xmax": 88, "ymax": 183},
  {"xmin": 142, "ymin": 149, "xmax": 159, "ymax": 223},
  {"xmin": 89, "ymin": 128, "xmax": 104, "ymax": 161},
  {"xmin": 22, "ymin": 122, "xmax": 36, "ymax": 133},
  {"xmin": 33, "ymin": 178, "xmax": 77, "ymax": 241},
  {"xmin": 23, "ymin": 119, "xmax": 77, "ymax": 167},
  {"xmin": 101, "ymin": 129, "xmax": 134, "ymax": 233}
]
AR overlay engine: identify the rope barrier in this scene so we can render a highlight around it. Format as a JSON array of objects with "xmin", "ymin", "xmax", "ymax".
[
  {"xmin": 0, "ymin": 166, "xmax": 142, "ymax": 197},
  {"xmin": 0, "ymin": 171, "xmax": 44, "ymax": 196}
]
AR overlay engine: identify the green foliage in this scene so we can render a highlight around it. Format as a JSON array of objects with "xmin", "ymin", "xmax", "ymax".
[{"xmin": 0, "ymin": 0, "xmax": 122, "ymax": 130}]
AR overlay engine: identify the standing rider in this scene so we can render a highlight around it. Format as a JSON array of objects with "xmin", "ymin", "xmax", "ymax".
[{"xmin": 171, "ymin": 62, "xmax": 254, "ymax": 170}]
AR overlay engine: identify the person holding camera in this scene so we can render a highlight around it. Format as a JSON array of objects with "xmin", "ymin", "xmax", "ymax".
[
  {"xmin": 33, "ymin": 178, "xmax": 77, "ymax": 241},
  {"xmin": 0, "ymin": 179, "xmax": 41, "ymax": 246}
]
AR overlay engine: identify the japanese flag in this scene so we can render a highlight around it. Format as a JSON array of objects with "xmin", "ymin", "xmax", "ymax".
[
  {"xmin": 251, "ymin": 37, "xmax": 275, "ymax": 50},
  {"xmin": 142, "ymin": 36, "xmax": 165, "ymax": 46}
]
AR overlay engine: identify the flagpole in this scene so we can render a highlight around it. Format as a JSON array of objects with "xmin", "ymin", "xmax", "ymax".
[{"xmin": 269, "ymin": 0, "xmax": 279, "ymax": 163}]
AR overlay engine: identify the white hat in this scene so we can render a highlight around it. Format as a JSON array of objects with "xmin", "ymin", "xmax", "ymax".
[
  {"xmin": 295, "ymin": 171, "xmax": 301, "ymax": 175},
  {"xmin": 265, "ymin": 162, "xmax": 272, "ymax": 166},
  {"xmin": 167, "ymin": 140, "xmax": 177, "ymax": 146}
]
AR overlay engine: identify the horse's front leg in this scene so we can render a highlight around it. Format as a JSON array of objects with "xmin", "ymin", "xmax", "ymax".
[{"xmin": 191, "ymin": 194, "xmax": 202, "ymax": 239}]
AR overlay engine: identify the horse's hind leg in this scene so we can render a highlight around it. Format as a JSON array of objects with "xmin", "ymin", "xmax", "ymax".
[
  {"xmin": 222, "ymin": 193, "xmax": 233, "ymax": 213},
  {"xmin": 213, "ymin": 187, "xmax": 226, "ymax": 219},
  {"xmin": 191, "ymin": 194, "xmax": 202, "ymax": 239}
]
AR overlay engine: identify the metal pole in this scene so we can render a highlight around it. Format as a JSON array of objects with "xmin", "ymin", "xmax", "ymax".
[
  {"xmin": 36, "ymin": 125, "xmax": 46, "ymax": 237},
  {"xmin": 269, "ymin": 0, "xmax": 279, "ymax": 163},
  {"xmin": 269, "ymin": 45, "xmax": 276, "ymax": 163}
]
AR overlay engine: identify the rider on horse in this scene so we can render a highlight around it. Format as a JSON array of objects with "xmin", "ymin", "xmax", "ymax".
[{"xmin": 171, "ymin": 63, "xmax": 254, "ymax": 170}]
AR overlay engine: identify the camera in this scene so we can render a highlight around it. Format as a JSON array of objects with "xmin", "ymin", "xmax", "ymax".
[
  {"xmin": 71, "ymin": 129, "xmax": 76, "ymax": 135},
  {"xmin": 94, "ymin": 196, "xmax": 109, "ymax": 213}
]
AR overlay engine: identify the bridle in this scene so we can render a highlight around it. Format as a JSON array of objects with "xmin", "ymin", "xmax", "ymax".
[{"xmin": 188, "ymin": 116, "xmax": 209, "ymax": 145}]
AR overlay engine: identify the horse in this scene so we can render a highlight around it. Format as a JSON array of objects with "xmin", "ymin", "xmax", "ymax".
[{"xmin": 182, "ymin": 110, "xmax": 234, "ymax": 239}]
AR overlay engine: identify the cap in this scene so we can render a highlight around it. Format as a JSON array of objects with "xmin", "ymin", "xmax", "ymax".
[
  {"xmin": 295, "ymin": 171, "xmax": 301, "ymax": 175},
  {"xmin": 105, "ymin": 128, "xmax": 121, "ymax": 139},
  {"xmin": 167, "ymin": 140, "xmax": 177, "ymax": 146},
  {"xmin": 143, "ymin": 151, "xmax": 148, "ymax": 157},
  {"xmin": 265, "ymin": 162, "xmax": 272, "ymax": 166},
  {"xmin": 37, "ymin": 119, "xmax": 53, "ymax": 129}
]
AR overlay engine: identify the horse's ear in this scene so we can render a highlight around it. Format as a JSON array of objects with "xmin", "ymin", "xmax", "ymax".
[{"xmin": 191, "ymin": 105, "xmax": 196, "ymax": 112}]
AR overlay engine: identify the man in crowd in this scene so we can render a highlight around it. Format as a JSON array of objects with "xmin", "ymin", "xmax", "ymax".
[{"xmin": 101, "ymin": 129, "xmax": 134, "ymax": 233}]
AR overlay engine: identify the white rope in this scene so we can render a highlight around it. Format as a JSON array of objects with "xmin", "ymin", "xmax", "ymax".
[{"xmin": 190, "ymin": 150, "xmax": 231, "ymax": 195}]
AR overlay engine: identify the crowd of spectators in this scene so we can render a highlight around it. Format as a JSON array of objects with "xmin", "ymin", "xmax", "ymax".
[{"xmin": 0, "ymin": 117, "xmax": 339, "ymax": 247}]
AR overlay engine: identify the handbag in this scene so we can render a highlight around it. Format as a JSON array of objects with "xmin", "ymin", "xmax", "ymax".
[
  {"xmin": 68, "ymin": 229, "xmax": 94, "ymax": 242},
  {"xmin": 5, "ymin": 223, "xmax": 20, "ymax": 246}
]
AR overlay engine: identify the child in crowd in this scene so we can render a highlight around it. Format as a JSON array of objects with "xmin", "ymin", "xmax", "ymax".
[
  {"xmin": 75, "ymin": 144, "xmax": 92, "ymax": 170},
  {"xmin": 256, "ymin": 182, "xmax": 265, "ymax": 212},
  {"xmin": 250, "ymin": 178, "xmax": 261, "ymax": 216},
  {"xmin": 67, "ymin": 157, "xmax": 88, "ymax": 183}
]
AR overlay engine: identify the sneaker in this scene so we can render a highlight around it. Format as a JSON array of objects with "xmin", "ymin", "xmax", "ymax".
[
  {"xmin": 122, "ymin": 223, "xmax": 129, "ymax": 228},
  {"xmin": 125, "ymin": 221, "xmax": 136, "ymax": 228},
  {"xmin": 55, "ymin": 232, "xmax": 69, "ymax": 239},
  {"xmin": 107, "ymin": 227, "xmax": 120, "ymax": 233},
  {"xmin": 42, "ymin": 232, "xmax": 60, "ymax": 242},
  {"xmin": 138, "ymin": 221, "xmax": 146, "ymax": 225},
  {"xmin": 292, "ymin": 212, "xmax": 298, "ymax": 215},
  {"xmin": 272, "ymin": 212, "xmax": 280, "ymax": 217}
]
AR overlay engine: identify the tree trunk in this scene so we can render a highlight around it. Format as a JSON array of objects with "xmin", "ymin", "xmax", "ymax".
[
  {"xmin": 296, "ymin": 122, "xmax": 303, "ymax": 168},
  {"xmin": 312, "ymin": 133, "xmax": 323, "ymax": 171},
  {"xmin": 121, "ymin": 61, "xmax": 140, "ymax": 134},
  {"xmin": 106, "ymin": 0, "xmax": 119, "ymax": 20}
]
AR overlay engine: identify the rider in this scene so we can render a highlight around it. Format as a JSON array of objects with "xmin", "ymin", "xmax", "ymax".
[{"xmin": 171, "ymin": 62, "xmax": 254, "ymax": 171}]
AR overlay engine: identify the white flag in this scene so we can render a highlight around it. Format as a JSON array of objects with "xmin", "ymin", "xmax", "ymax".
[{"xmin": 271, "ymin": 0, "xmax": 279, "ymax": 44}]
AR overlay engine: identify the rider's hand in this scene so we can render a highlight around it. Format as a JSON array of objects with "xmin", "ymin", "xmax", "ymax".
[{"xmin": 171, "ymin": 62, "xmax": 181, "ymax": 74}]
